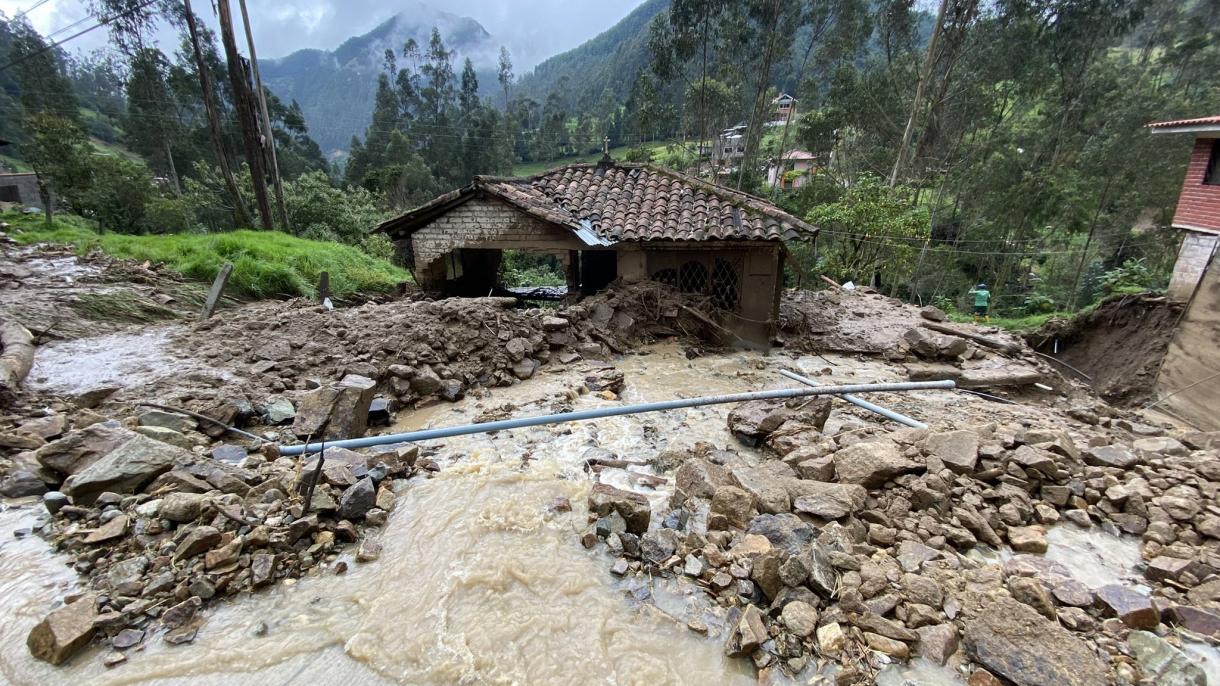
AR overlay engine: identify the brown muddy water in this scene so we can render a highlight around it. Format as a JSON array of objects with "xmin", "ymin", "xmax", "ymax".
[{"xmin": 3, "ymin": 344, "xmax": 784, "ymax": 685}]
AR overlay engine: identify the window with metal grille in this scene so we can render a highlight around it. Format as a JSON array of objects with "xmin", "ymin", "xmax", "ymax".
[
  {"xmin": 678, "ymin": 261, "xmax": 708, "ymax": 293},
  {"xmin": 653, "ymin": 267, "xmax": 678, "ymax": 288},
  {"xmin": 711, "ymin": 257, "xmax": 741, "ymax": 309}
]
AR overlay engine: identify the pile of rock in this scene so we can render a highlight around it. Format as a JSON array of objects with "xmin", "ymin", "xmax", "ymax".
[
  {"xmin": 9, "ymin": 410, "xmax": 421, "ymax": 666},
  {"xmin": 587, "ymin": 397, "xmax": 1220, "ymax": 684}
]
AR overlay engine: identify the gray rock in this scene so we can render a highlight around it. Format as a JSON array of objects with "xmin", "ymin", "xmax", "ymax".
[
  {"xmin": 924, "ymin": 430, "xmax": 979, "ymax": 474},
  {"xmin": 781, "ymin": 600, "xmax": 818, "ymax": 637},
  {"xmin": 33, "ymin": 424, "xmax": 131, "ymax": 476},
  {"xmin": 262, "ymin": 396, "xmax": 296, "ymax": 424},
  {"xmin": 1, "ymin": 470, "xmax": 47, "ymax": 497},
  {"xmin": 724, "ymin": 604, "xmax": 767, "ymax": 657},
  {"xmin": 790, "ymin": 481, "xmax": 867, "ymax": 519},
  {"xmin": 1084, "ymin": 445, "xmax": 1139, "ymax": 469},
  {"xmin": 409, "ymin": 366, "xmax": 443, "ymax": 395},
  {"xmin": 832, "ymin": 440, "xmax": 921, "ymax": 487},
  {"xmin": 338, "ymin": 478, "xmax": 376, "ymax": 520},
  {"xmin": 587, "ymin": 483, "xmax": 651, "ymax": 534},
  {"xmin": 292, "ymin": 374, "xmax": 377, "ymax": 440},
  {"xmin": 1128, "ymin": 630, "xmax": 1206, "ymax": 686},
  {"xmin": 916, "ymin": 623, "xmax": 959, "ymax": 665},
  {"xmin": 137, "ymin": 410, "xmax": 196, "ymax": 433},
  {"xmin": 42, "ymin": 491, "xmax": 68, "ymax": 515},
  {"xmin": 728, "ymin": 463, "xmax": 793, "ymax": 514},
  {"xmin": 211, "ymin": 444, "xmax": 247, "ymax": 463},
  {"xmin": 640, "ymin": 529, "xmax": 680, "ymax": 565},
  {"xmin": 173, "ymin": 526, "xmax": 221, "ymax": 561},
  {"xmin": 133, "ymin": 425, "xmax": 194, "ymax": 450},
  {"xmin": 1095, "ymin": 584, "xmax": 1158, "ymax": 629},
  {"xmin": 61, "ymin": 433, "xmax": 186, "ymax": 504}
]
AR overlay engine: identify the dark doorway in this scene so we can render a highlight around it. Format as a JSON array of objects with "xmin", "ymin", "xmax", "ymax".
[
  {"xmin": 445, "ymin": 249, "xmax": 502, "ymax": 297},
  {"xmin": 580, "ymin": 250, "xmax": 617, "ymax": 294}
]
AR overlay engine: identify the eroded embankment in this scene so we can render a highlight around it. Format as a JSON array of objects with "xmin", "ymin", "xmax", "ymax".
[{"xmin": 1031, "ymin": 294, "xmax": 1182, "ymax": 405}]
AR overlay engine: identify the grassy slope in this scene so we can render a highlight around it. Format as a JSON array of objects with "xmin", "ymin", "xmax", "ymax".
[{"xmin": 3, "ymin": 212, "xmax": 411, "ymax": 300}]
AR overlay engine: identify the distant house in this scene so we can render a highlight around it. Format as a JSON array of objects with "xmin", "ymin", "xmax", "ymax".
[
  {"xmin": 711, "ymin": 124, "xmax": 747, "ymax": 168},
  {"xmin": 766, "ymin": 150, "xmax": 823, "ymax": 190},
  {"xmin": 376, "ymin": 159, "xmax": 819, "ymax": 346},
  {"xmin": 0, "ymin": 173, "xmax": 44, "ymax": 210},
  {"xmin": 771, "ymin": 93, "xmax": 797, "ymax": 124},
  {"xmin": 1145, "ymin": 115, "xmax": 1220, "ymax": 430}
]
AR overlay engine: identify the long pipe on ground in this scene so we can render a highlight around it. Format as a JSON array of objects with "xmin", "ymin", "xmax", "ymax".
[
  {"xmin": 278, "ymin": 380, "xmax": 957, "ymax": 456},
  {"xmin": 778, "ymin": 369, "xmax": 927, "ymax": 429}
]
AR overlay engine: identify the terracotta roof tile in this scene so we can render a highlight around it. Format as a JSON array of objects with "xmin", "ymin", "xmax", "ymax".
[{"xmin": 376, "ymin": 162, "xmax": 819, "ymax": 243}]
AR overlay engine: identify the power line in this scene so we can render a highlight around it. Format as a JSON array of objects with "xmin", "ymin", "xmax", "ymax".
[
  {"xmin": 11, "ymin": 0, "xmax": 53, "ymax": 19},
  {"xmin": 0, "ymin": 0, "xmax": 159, "ymax": 74}
]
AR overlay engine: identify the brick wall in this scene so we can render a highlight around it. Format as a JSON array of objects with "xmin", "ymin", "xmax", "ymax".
[
  {"xmin": 1172, "ymin": 137, "xmax": 1220, "ymax": 233},
  {"xmin": 409, "ymin": 197, "xmax": 579, "ymax": 273}
]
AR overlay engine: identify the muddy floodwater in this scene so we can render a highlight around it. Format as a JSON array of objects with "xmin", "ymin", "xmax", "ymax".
[{"xmin": 1, "ymin": 345, "xmax": 784, "ymax": 685}]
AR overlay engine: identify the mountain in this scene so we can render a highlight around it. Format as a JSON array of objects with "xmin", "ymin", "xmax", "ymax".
[
  {"xmin": 259, "ymin": 1, "xmax": 499, "ymax": 155},
  {"xmin": 514, "ymin": 0, "xmax": 669, "ymax": 111}
]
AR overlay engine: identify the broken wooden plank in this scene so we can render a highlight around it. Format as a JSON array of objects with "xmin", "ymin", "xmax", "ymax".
[
  {"xmin": 200, "ymin": 262, "xmax": 234, "ymax": 320},
  {"xmin": 919, "ymin": 321, "xmax": 1021, "ymax": 354},
  {"xmin": 0, "ymin": 319, "xmax": 35, "ymax": 393},
  {"xmin": 318, "ymin": 271, "xmax": 330, "ymax": 303}
]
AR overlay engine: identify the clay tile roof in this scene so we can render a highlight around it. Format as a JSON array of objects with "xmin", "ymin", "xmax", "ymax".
[
  {"xmin": 1146, "ymin": 116, "xmax": 1220, "ymax": 131},
  {"xmin": 376, "ymin": 162, "xmax": 818, "ymax": 243}
]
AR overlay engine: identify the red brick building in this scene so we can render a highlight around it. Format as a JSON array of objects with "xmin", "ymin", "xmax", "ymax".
[{"xmin": 1147, "ymin": 115, "xmax": 1220, "ymax": 430}]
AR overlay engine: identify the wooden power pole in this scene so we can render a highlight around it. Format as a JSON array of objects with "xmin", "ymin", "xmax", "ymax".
[
  {"xmin": 216, "ymin": 0, "xmax": 274, "ymax": 231},
  {"xmin": 183, "ymin": 0, "xmax": 252, "ymax": 229},
  {"xmin": 237, "ymin": 0, "xmax": 288, "ymax": 230}
]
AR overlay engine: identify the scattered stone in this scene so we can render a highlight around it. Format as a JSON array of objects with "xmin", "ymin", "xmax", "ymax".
[
  {"xmin": 587, "ymin": 483, "xmax": 651, "ymax": 534},
  {"xmin": 1084, "ymin": 445, "xmax": 1139, "ymax": 469},
  {"xmin": 724, "ymin": 605, "xmax": 767, "ymax": 657},
  {"xmin": 916, "ymin": 624, "xmax": 959, "ymax": 665},
  {"xmin": 832, "ymin": 440, "xmax": 921, "ymax": 487},
  {"xmin": 924, "ymin": 430, "xmax": 979, "ymax": 474},
  {"xmin": 816, "ymin": 622, "xmax": 846, "ymax": 656},
  {"xmin": 790, "ymin": 481, "xmax": 866, "ymax": 519},
  {"xmin": 1095, "ymin": 584, "xmax": 1158, "ymax": 629},
  {"xmin": 137, "ymin": 410, "xmax": 196, "ymax": 433},
  {"xmin": 337, "ymin": 478, "xmax": 376, "ymax": 520},
  {"xmin": 111, "ymin": 628, "xmax": 144, "ymax": 650},
  {"xmin": 781, "ymin": 601, "xmax": 818, "ymax": 638},
  {"xmin": 1128, "ymin": 630, "xmax": 1206, "ymax": 686},
  {"xmin": 173, "ymin": 526, "xmax": 221, "ymax": 561},
  {"xmin": 963, "ymin": 595, "xmax": 1108, "ymax": 686},
  {"xmin": 26, "ymin": 594, "xmax": 97, "ymax": 665},
  {"xmin": 61, "ymin": 433, "xmax": 186, "ymax": 504},
  {"xmin": 356, "ymin": 538, "xmax": 381, "ymax": 562},
  {"xmin": 1007, "ymin": 525, "xmax": 1048, "ymax": 554}
]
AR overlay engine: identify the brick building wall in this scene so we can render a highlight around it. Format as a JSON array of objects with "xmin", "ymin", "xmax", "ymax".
[
  {"xmin": 1172, "ymin": 137, "xmax": 1220, "ymax": 233},
  {"xmin": 409, "ymin": 197, "xmax": 584, "ymax": 274}
]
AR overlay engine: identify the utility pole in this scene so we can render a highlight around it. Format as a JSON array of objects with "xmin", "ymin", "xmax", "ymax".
[
  {"xmin": 237, "ymin": 0, "xmax": 288, "ymax": 230},
  {"xmin": 216, "ymin": 0, "xmax": 274, "ymax": 231},
  {"xmin": 183, "ymin": 0, "xmax": 252, "ymax": 228}
]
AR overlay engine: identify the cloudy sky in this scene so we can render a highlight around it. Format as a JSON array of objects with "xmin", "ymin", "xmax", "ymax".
[{"xmin": 0, "ymin": 0, "xmax": 645, "ymax": 68}]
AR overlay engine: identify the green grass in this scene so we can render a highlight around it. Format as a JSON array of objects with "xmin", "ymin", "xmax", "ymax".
[
  {"xmin": 4, "ymin": 212, "xmax": 412, "ymax": 300},
  {"xmin": 0, "ymin": 154, "xmax": 31, "ymax": 173},
  {"xmin": 947, "ymin": 310, "xmax": 1069, "ymax": 332}
]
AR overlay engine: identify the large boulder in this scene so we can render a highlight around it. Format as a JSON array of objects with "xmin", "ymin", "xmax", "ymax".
[
  {"xmin": 964, "ymin": 595, "xmax": 1108, "ymax": 686},
  {"xmin": 832, "ymin": 440, "xmax": 921, "ymax": 487},
  {"xmin": 727, "ymin": 400, "xmax": 792, "ymax": 445},
  {"xmin": 27, "ymin": 594, "xmax": 97, "ymax": 665},
  {"xmin": 33, "ymin": 423, "xmax": 131, "ymax": 476},
  {"xmin": 728, "ymin": 463, "xmax": 794, "ymax": 514},
  {"xmin": 923, "ymin": 430, "xmax": 979, "ymax": 474},
  {"xmin": 789, "ymin": 481, "xmax": 867, "ymax": 519},
  {"xmin": 292, "ymin": 374, "xmax": 377, "ymax": 440},
  {"xmin": 587, "ymin": 483, "xmax": 651, "ymax": 534},
  {"xmin": 1128, "ymin": 631, "xmax": 1206, "ymax": 686},
  {"xmin": 61, "ymin": 433, "xmax": 187, "ymax": 504}
]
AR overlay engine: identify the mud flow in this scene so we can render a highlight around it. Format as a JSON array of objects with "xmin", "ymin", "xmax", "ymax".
[{"xmin": 0, "ymin": 345, "xmax": 765, "ymax": 685}]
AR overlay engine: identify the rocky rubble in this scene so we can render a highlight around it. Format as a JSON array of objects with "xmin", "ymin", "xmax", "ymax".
[
  {"xmin": 588, "ymin": 392, "xmax": 1220, "ymax": 684},
  {"xmin": 2, "ymin": 407, "xmax": 425, "ymax": 665}
]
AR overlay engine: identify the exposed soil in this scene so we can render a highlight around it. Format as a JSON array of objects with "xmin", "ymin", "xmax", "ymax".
[{"xmin": 1031, "ymin": 295, "xmax": 1183, "ymax": 405}]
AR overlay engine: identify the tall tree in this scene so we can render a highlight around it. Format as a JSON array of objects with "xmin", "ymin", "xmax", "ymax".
[
  {"xmin": 497, "ymin": 46, "xmax": 514, "ymax": 109},
  {"xmin": 216, "ymin": 0, "xmax": 273, "ymax": 230}
]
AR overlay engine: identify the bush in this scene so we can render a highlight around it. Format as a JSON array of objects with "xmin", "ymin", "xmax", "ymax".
[
  {"xmin": 1097, "ymin": 258, "xmax": 1162, "ymax": 297},
  {"xmin": 142, "ymin": 196, "xmax": 195, "ymax": 234},
  {"xmin": 360, "ymin": 233, "xmax": 396, "ymax": 262},
  {"xmin": 70, "ymin": 155, "xmax": 155, "ymax": 233}
]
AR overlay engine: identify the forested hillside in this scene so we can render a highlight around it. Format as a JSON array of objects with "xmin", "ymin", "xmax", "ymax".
[{"xmin": 259, "ymin": 3, "xmax": 502, "ymax": 154}]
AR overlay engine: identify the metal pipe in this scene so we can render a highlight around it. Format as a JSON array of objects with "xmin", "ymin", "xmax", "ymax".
[
  {"xmin": 278, "ymin": 380, "xmax": 956, "ymax": 455},
  {"xmin": 778, "ymin": 369, "xmax": 927, "ymax": 429}
]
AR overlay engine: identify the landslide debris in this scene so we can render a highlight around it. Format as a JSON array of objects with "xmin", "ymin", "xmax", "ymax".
[{"xmin": 588, "ymin": 389, "xmax": 1220, "ymax": 684}]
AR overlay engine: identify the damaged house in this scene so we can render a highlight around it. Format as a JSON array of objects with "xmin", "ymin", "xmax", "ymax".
[{"xmin": 376, "ymin": 160, "xmax": 818, "ymax": 347}]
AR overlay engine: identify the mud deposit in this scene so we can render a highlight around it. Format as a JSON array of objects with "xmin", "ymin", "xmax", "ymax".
[{"xmin": 1033, "ymin": 295, "xmax": 1181, "ymax": 404}]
